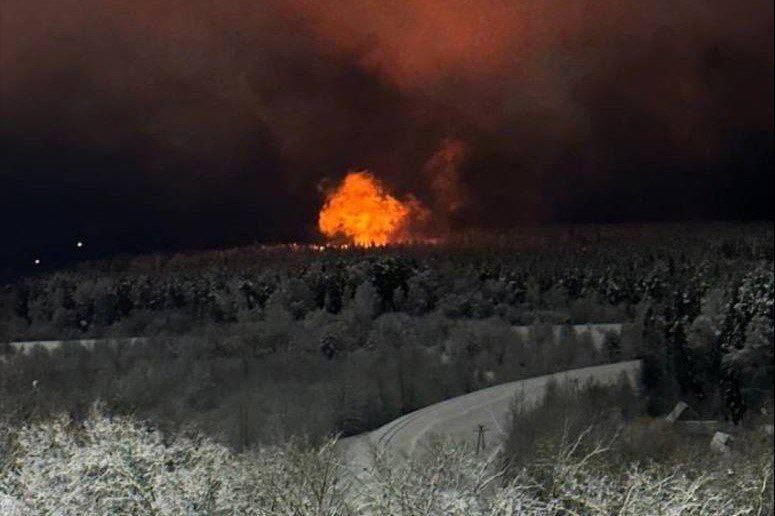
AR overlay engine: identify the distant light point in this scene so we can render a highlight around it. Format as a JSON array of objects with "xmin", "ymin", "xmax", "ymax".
[
  {"xmin": 34, "ymin": 259, "xmax": 41, "ymax": 265},
  {"xmin": 77, "ymin": 241, "xmax": 84, "ymax": 248}
]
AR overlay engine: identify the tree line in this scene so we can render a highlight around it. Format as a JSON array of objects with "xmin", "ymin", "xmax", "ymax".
[{"xmin": 0, "ymin": 223, "xmax": 772, "ymax": 448}]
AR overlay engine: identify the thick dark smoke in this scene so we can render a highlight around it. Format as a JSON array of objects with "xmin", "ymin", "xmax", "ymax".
[{"xmin": 1, "ymin": 0, "xmax": 772, "ymax": 267}]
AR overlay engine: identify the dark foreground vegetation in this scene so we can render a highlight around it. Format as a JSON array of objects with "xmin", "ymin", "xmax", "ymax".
[{"xmin": 0, "ymin": 224, "xmax": 772, "ymax": 450}]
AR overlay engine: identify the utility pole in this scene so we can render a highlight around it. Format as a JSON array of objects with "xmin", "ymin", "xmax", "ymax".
[{"xmin": 476, "ymin": 424, "xmax": 488, "ymax": 454}]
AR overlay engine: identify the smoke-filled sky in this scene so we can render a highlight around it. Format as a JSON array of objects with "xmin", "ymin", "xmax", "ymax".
[{"xmin": 1, "ymin": 0, "xmax": 772, "ymax": 268}]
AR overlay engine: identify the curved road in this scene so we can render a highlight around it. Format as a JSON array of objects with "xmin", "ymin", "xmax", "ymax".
[{"xmin": 340, "ymin": 360, "xmax": 641, "ymax": 469}]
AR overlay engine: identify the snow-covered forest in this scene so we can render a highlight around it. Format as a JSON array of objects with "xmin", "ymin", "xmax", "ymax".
[{"xmin": 0, "ymin": 224, "xmax": 772, "ymax": 513}]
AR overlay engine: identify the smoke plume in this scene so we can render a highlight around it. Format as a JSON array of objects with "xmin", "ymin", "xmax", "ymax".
[{"xmin": 1, "ymin": 0, "xmax": 772, "ymax": 260}]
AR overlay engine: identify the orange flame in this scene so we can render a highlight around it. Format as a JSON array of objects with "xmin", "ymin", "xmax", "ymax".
[{"xmin": 318, "ymin": 170, "xmax": 426, "ymax": 246}]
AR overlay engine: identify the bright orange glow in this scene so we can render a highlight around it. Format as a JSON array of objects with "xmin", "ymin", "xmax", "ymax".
[{"xmin": 318, "ymin": 171, "xmax": 424, "ymax": 246}]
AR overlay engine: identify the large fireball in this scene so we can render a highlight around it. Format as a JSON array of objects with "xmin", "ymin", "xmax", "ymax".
[{"xmin": 318, "ymin": 171, "xmax": 424, "ymax": 246}]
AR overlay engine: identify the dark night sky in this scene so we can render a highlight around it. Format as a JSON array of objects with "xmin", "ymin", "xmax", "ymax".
[{"xmin": 1, "ymin": 0, "xmax": 773, "ymax": 271}]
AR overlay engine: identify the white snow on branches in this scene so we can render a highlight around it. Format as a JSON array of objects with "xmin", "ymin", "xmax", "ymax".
[{"xmin": 0, "ymin": 409, "xmax": 770, "ymax": 515}]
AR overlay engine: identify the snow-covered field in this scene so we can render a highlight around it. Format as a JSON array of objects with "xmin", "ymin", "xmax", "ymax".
[
  {"xmin": 6, "ymin": 337, "xmax": 147, "ymax": 355},
  {"xmin": 5, "ymin": 323, "xmax": 621, "ymax": 355}
]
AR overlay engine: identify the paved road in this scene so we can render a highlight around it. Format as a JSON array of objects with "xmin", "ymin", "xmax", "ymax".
[{"xmin": 339, "ymin": 360, "xmax": 641, "ymax": 469}]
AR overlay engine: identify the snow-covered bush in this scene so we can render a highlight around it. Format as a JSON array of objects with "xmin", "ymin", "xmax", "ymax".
[
  {"xmin": 529, "ymin": 427, "xmax": 773, "ymax": 516},
  {"xmin": 0, "ymin": 409, "xmax": 241, "ymax": 514},
  {"xmin": 349, "ymin": 439, "xmax": 549, "ymax": 515},
  {"xmin": 1, "ymin": 409, "xmax": 771, "ymax": 515},
  {"xmin": 0, "ymin": 408, "xmax": 355, "ymax": 515},
  {"xmin": 351, "ymin": 430, "xmax": 772, "ymax": 516}
]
